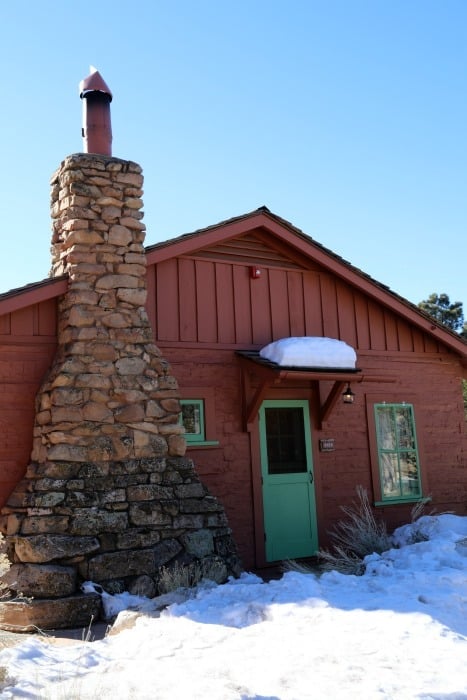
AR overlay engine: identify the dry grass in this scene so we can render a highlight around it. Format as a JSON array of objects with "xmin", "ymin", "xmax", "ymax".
[
  {"xmin": 317, "ymin": 486, "xmax": 392, "ymax": 575},
  {"xmin": 281, "ymin": 559, "xmax": 322, "ymax": 576},
  {"xmin": 157, "ymin": 558, "xmax": 228, "ymax": 594},
  {"xmin": 401, "ymin": 496, "xmax": 453, "ymax": 545}
]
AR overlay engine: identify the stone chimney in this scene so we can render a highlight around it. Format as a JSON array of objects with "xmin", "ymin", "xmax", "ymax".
[{"xmin": 0, "ymin": 71, "xmax": 240, "ymax": 631}]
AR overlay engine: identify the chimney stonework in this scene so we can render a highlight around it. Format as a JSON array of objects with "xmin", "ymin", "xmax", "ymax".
[{"xmin": 0, "ymin": 152, "xmax": 241, "ymax": 630}]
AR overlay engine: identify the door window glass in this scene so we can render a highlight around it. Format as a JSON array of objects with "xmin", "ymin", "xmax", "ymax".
[{"xmin": 265, "ymin": 407, "xmax": 307, "ymax": 474}]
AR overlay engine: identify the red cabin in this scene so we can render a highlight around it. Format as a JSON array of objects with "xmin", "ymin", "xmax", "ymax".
[{"xmin": 0, "ymin": 207, "xmax": 465, "ymax": 569}]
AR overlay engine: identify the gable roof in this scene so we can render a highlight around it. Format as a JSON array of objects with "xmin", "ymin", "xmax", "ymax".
[
  {"xmin": 0, "ymin": 208, "xmax": 465, "ymax": 363},
  {"xmin": 146, "ymin": 207, "xmax": 467, "ymax": 362}
]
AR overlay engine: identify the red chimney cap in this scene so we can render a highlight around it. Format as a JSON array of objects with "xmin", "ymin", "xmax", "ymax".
[{"xmin": 79, "ymin": 66, "xmax": 113, "ymax": 102}]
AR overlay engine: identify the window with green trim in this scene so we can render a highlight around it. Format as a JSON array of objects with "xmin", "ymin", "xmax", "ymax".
[
  {"xmin": 374, "ymin": 403, "xmax": 421, "ymax": 501},
  {"xmin": 179, "ymin": 399, "xmax": 205, "ymax": 443}
]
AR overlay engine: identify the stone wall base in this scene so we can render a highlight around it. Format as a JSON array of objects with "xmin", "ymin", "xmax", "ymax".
[
  {"xmin": 0, "ymin": 593, "xmax": 101, "ymax": 632},
  {"xmin": 1, "ymin": 454, "xmax": 242, "ymax": 624}
]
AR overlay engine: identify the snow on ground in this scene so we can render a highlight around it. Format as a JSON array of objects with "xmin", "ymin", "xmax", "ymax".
[
  {"xmin": 1, "ymin": 514, "xmax": 467, "ymax": 699},
  {"xmin": 259, "ymin": 336, "xmax": 357, "ymax": 368}
]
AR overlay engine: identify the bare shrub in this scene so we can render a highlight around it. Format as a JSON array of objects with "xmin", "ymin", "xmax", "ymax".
[
  {"xmin": 157, "ymin": 558, "xmax": 228, "ymax": 594},
  {"xmin": 401, "ymin": 499, "xmax": 432, "ymax": 543},
  {"xmin": 410, "ymin": 497, "xmax": 436, "ymax": 524},
  {"xmin": 318, "ymin": 485, "xmax": 392, "ymax": 576},
  {"xmin": 281, "ymin": 559, "xmax": 328, "ymax": 579},
  {"xmin": 398, "ymin": 496, "xmax": 453, "ymax": 546},
  {"xmin": 281, "ymin": 559, "xmax": 319, "ymax": 575}
]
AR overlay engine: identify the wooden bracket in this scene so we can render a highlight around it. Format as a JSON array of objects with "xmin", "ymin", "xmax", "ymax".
[
  {"xmin": 318, "ymin": 380, "xmax": 346, "ymax": 429},
  {"xmin": 245, "ymin": 380, "xmax": 269, "ymax": 427},
  {"xmin": 238, "ymin": 352, "xmax": 364, "ymax": 430}
]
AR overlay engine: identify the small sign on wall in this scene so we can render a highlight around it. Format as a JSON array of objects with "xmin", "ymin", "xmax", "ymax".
[{"xmin": 319, "ymin": 438, "xmax": 335, "ymax": 452}]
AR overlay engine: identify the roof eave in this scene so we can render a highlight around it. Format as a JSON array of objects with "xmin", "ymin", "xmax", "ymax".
[{"xmin": 0, "ymin": 276, "xmax": 68, "ymax": 315}]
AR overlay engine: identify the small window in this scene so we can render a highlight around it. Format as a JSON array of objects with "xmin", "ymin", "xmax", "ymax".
[
  {"xmin": 179, "ymin": 399, "xmax": 205, "ymax": 443},
  {"xmin": 374, "ymin": 403, "xmax": 422, "ymax": 502},
  {"xmin": 179, "ymin": 391, "xmax": 219, "ymax": 447}
]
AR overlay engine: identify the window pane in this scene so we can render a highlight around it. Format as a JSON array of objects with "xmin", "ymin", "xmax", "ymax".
[
  {"xmin": 396, "ymin": 407, "xmax": 416, "ymax": 449},
  {"xmin": 400, "ymin": 453, "xmax": 420, "ymax": 496},
  {"xmin": 377, "ymin": 407, "xmax": 396, "ymax": 449},
  {"xmin": 181, "ymin": 403, "xmax": 202, "ymax": 436},
  {"xmin": 380, "ymin": 453, "xmax": 401, "ymax": 498},
  {"xmin": 265, "ymin": 407, "xmax": 307, "ymax": 474}
]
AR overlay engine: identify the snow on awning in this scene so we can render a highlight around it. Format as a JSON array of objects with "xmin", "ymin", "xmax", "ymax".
[
  {"xmin": 237, "ymin": 338, "xmax": 362, "ymax": 428},
  {"xmin": 259, "ymin": 336, "xmax": 357, "ymax": 369}
]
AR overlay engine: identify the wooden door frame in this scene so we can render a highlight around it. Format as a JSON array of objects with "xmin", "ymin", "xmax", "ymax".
[{"xmin": 251, "ymin": 395, "xmax": 318, "ymax": 567}]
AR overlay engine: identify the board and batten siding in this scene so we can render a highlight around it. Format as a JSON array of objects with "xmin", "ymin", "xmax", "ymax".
[
  {"xmin": 150, "ymin": 255, "xmax": 444, "ymax": 353},
  {"xmin": 0, "ymin": 298, "xmax": 58, "ymax": 503}
]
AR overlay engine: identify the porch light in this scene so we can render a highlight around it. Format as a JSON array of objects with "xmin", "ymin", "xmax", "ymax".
[{"xmin": 342, "ymin": 383, "xmax": 355, "ymax": 404}]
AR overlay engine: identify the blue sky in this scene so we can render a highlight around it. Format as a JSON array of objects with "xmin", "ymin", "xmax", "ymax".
[{"xmin": 0, "ymin": 1, "xmax": 466, "ymax": 313}]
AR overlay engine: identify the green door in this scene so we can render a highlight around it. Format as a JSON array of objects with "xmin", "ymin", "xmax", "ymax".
[{"xmin": 259, "ymin": 400, "xmax": 318, "ymax": 562}]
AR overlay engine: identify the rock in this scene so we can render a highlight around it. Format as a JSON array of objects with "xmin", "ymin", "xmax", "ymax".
[
  {"xmin": 175, "ymin": 483, "xmax": 206, "ymax": 498},
  {"xmin": 96, "ymin": 274, "xmax": 139, "ymax": 290},
  {"xmin": 87, "ymin": 549, "xmax": 156, "ymax": 581},
  {"xmin": 127, "ymin": 484, "xmax": 174, "ymax": 502},
  {"xmin": 127, "ymin": 574, "xmax": 157, "ymax": 598},
  {"xmin": 115, "ymin": 357, "xmax": 146, "ymax": 375},
  {"xmin": 3, "ymin": 563, "xmax": 77, "ymax": 598},
  {"xmin": 69, "ymin": 510, "xmax": 128, "ymax": 536},
  {"xmin": 0, "ymin": 594, "xmax": 101, "ymax": 632},
  {"xmin": 116, "ymin": 288, "xmax": 147, "ymax": 306},
  {"xmin": 14, "ymin": 535, "xmax": 100, "ymax": 563},
  {"xmin": 47, "ymin": 445, "xmax": 88, "ymax": 462},
  {"xmin": 180, "ymin": 530, "xmax": 214, "ymax": 558},
  {"xmin": 108, "ymin": 609, "xmax": 159, "ymax": 636},
  {"xmin": 129, "ymin": 502, "xmax": 171, "ymax": 527},
  {"xmin": 153, "ymin": 539, "xmax": 183, "ymax": 567},
  {"xmin": 108, "ymin": 224, "xmax": 133, "ymax": 246},
  {"xmin": 114, "ymin": 403, "xmax": 145, "ymax": 423}
]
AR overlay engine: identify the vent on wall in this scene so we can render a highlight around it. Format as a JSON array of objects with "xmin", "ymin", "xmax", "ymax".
[{"xmin": 191, "ymin": 232, "xmax": 314, "ymax": 270}]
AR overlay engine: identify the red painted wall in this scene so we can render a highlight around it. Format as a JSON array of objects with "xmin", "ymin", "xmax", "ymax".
[
  {"xmin": 153, "ymin": 252, "xmax": 446, "ymax": 355},
  {"xmin": 162, "ymin": 345, "xmax": 466, "ymax": 569},
  {"xmin": 0, "ymin": 299, "xmax": 58, "ymax": 505}
]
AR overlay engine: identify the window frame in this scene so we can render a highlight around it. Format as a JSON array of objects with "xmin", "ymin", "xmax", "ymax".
[
  {"xmin": 366, "ymin": 394, "xmax": 428, "ymax": 506},
  {"xmin": 179, "ymin": 387, "xmax": 220, "ymax": 448},
  {"xmin": 179, "ymin": 399, "xmax": 206, "ymax": 444}
]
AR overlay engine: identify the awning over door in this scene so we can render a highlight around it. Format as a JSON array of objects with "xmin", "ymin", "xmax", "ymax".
[{"xmin": 236, "ymin": 350, "xmax": 363, "ymax": 429}]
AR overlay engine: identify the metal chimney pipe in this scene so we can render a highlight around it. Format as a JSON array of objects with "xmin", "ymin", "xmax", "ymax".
[{"xmin": 79, "ymin": 67, "xmax": 113, "ymax": 156}]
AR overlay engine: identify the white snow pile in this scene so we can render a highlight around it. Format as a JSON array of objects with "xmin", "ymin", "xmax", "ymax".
[
  {"xmin": 260, "ymin": 336, "xmax": 357, "ymax": 368},
  {"xmin": 1, "ymin": 513, "xmax": 467, "ymax": 698},
  {"xmin": 80, "ymin": 580, "xmax": 192, "ymax": 621}
]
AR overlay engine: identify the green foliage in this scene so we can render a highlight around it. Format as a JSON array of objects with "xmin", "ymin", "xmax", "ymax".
[
  {"xmin": 418, "ymin": 292, "xmax": 466, "ymax": 417},
  {"xmin": 418, "ymin": 293, "xmax": 464, "ymax": 333}
]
